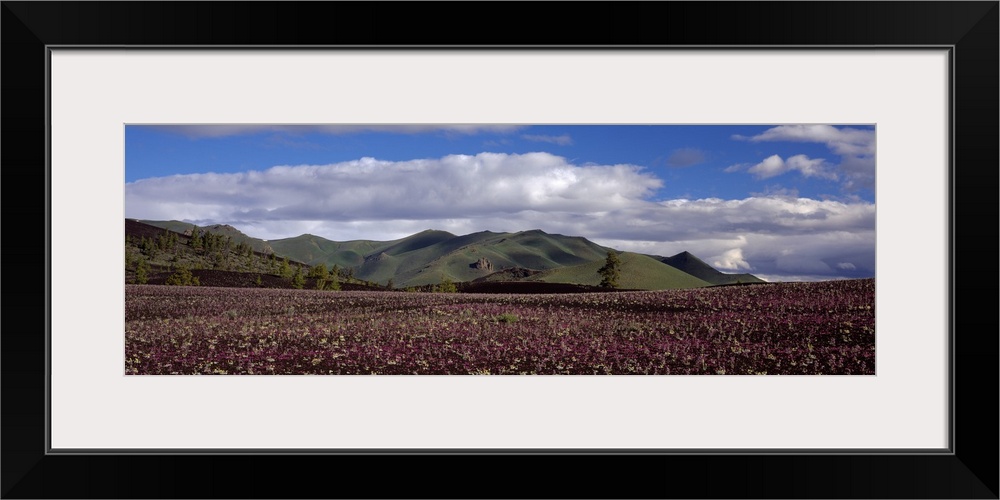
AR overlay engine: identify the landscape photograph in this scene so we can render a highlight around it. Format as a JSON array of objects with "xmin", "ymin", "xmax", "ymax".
[{"xmin": 124, "ymin": 124, "xmax": 875, "ymax": 375}]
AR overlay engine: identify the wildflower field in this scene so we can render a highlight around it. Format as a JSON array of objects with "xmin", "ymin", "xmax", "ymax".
[{"xmin": 125, "ymin": 278, "xmax": 874, "ymax": 375}]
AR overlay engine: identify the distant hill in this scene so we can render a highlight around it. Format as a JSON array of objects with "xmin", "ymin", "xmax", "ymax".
[
  {"xmin": 125, "ymin": 219, "xmax": 352, "ymax": 290},
  {"xmin": 141, "ymin": 220, "xmax": 275, "ymax": 255},
  {"xmin": 526, "ymin": 252, "xmax": 712, "ymax": 290},
  {"xmin": 127, "ymin": 219, "xmax": 764, "ymax": 291},
  {"xmin": 266, "ymin": 229, "xmax": 458, "ymax": 271},
  {"xmin": 263, "ymin": 228, "xmax": 612, "ymax": 288},
  {"xmin": 658, "ymin": 251, "xmax": 765, "ymax": 285}
]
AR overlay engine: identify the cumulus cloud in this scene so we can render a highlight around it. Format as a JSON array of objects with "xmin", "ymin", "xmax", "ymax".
[
  {"xmin": 713, "ymin": 247, "xmax": 752, "ymax": 271},
  {"xmin": 743, "ymin": 154, "xmax": 838, "ymax": 180},
  {"xmin": 521, "ymin": 134, "xmax": 573, "ymax": 146},
  {"xmin": 545, "ymin": 197, "xmax": 874, "ymax": 280},
  {"xmin": 126, "ymin": 151, "xmax": 661, "ymax": 228},
  {"xmin": 737, "ymin": 125, "xmax": 875, "ymax": 156},
  {"xmin": 126, "ymin": 152, "xmax": 874, "ymax": 281},
  {"xmin": 147, "ymin": 124, "xmax": 524, "ymax": 139},
  {"xmin": 746, "ymin": 155, "xmax": 786, "ymax": 178},
  {"xmin": 733, "ymin": 125, "xmax": 875, "ymax": 190},
  {"xmin": 666, "ymin": 148, "xmax": 707, "ymax": 167},
  {"xmin": 594, "ymin": 226, "xmax": 874, "ymax": 282},
  {"xmin": 749, "ymin": 186, "xmax": 800, "ymax": 198}
]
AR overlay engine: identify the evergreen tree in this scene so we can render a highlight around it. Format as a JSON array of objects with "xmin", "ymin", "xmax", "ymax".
[
  {"xmin": 211, "ymin": 251, "xmax": 226, "ymax": 269},
  {"xmin": 125, "ymin": 245, "xmax": 137, "ymax": 268},
  {"xmin": 165, "ymin": 265, "xmax": 199, "ymax": 286},
  {"xmin": 140, "ymin": 236, "xmax": 157, "ymax": 259},
  {"xmin": 189, "ymin": 227, "xmax": 203, "ymax": 250},
  {"xmin": 135, "ymin": 256, "xmax": 150, "ymax": 284},
  {"xmin": 308, "ymin": 263, "xmax": 329, "ymax": 281},
  {"xmin": 597, "ymin": 251, "xmax": 621, "ymax": 288},
  {"xmin": 157, "ymin": 230, "xmax": 178, "ymax": 251},
  {"xmin": 291, "ymin": 266, "xmax": 305, "ymax": 289}
]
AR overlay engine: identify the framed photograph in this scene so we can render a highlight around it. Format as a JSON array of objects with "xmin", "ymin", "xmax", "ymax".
[
  {"xmin": 121, "ymin": 121, "xmax": 877, "ymax": 379},
  {"xmin": 4, "ymin": 2, "xmax": 996, "ymax": 498}
]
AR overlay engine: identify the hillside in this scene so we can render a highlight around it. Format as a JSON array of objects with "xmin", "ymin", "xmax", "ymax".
[
  {"xmin": 124, "ymin": 219, "xmax": 377, "ymax": 290},
  {"xmin": 259, "ymin": 228, "xmax": 613, "ymax": 288},
  {"xmin": 126, "ymin": 219, "xmax": 761, "ymax": 291},
  {"xmin": 658, "ymin": 251, "xmax": 765, "ymax": 285},
  {"xmin": 141, "ymin": 220, "xmax": 275, "ymax": 255},
  {"xmin": 526, "ymin": 252, "xmax": 712, "ymax": 290}
]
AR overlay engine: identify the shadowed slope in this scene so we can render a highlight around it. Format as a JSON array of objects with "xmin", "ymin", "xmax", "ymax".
[{"xmin": 659, "ymin": 251, "xmax": 765, "ymax": 285}]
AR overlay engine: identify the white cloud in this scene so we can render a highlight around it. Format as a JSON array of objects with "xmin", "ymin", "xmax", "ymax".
[
  {"xmin": 126, "ymin": 153, "xmax": 874, "ymax": 282},
  {"xmin": 747, "ymin": 154, "xmax": 787, "ymax": 178},
  {"xmin": 593, "ymin": 224, "xmax": 873, "ymax": 282},
  {"xmin": 746, "ymin": 154, "xmax": 837, "ymax": 180},
  {"xmin": 837, "ymin": 262, "xmax": 857, "ymax": 270},
  {"xmin": 741, "ymin": 125, "xmax": 875, "ymax": 156},
  {"xmin": 521, "ymin": 134, "xmax": 573, "ymax": 146},
  {"xmin": 533, "ymin": 197, "xmax": 874, "ymax": 281},
  {"xmin": 786, "ymin": 155, "xmax": 838, "ymax": 180},
  {"xmin": 749, "ymin": 186, "xmax": 800, "ymax": 198},
  {"xmin": 734, "ymin": 125, "xmax": 875, "ymax": 190},
  {"xmin": 126, "ymin": 151, "xmax": 661, "ymax": 230},
  {"xmin": 713, "ymin": 247, "xmax": 752, "ymax": 271}
]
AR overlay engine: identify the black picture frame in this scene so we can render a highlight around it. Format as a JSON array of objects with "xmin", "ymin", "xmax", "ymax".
[{"xmin": 3, "ymin": 2, "xmax": 997, "ymax": 498}]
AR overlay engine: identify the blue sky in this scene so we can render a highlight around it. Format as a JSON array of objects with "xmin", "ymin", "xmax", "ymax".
[{"xmin": 125, "ymin": 125, "xmax": 875, "ymax": 281}]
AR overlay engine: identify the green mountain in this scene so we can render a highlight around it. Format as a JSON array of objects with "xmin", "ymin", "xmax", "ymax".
[
  {"xmin": 658, "ymin": 251, "xmax": 765, "ymax": 285},
  {"xmin": 125, "ymin": 219, "xmax": 388, "ymax": 290},
  {"xmin": 526, "ymin": 252, "xmax": 712, "ymax": 290},
  {"xmin": 260, "ymin": 229, "xmax": 721, "ymax": 290},
  {"xmin": 132, "ymin": 220, "xmax": 762, "ymax": 290},
  {"xmin": 249, "ymin": 229, "xmax": 607, "ymax": 287},
  {"xmin": 268, "ymin": 233, "xmax": 386, "ymax": 268},
  {"xmin": 141, "ymin": 220, "xmax": 275, "ymax": 255},
  {"xmin": 126, "ymin": 218, "xmax": 297, "ymax": 281}
]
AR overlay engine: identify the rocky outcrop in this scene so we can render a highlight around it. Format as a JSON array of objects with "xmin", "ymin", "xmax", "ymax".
[
  {"xmin": 365, "ymin": 252, "xmax": 391, "ymax": 263},
  {"xmin": 471, "ymin": 257, "xmax": 494, "ymax": 272}
]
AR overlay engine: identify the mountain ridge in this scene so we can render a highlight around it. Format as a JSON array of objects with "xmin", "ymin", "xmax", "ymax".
[
  {"xmin": 136, "ymin": 219, "xmax": 766, "ymax": 289},
  {"xmin": 657, "ymin": 251, "xmax": 765, "ymax": 286}
]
